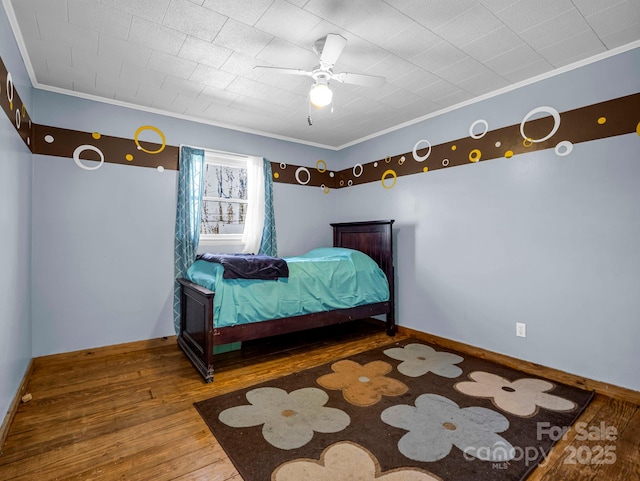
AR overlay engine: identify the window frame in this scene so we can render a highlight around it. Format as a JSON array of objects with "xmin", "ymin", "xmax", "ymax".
[{"xmin": 199, "ymin": 149, "xmax": 250, "ymax": 247}]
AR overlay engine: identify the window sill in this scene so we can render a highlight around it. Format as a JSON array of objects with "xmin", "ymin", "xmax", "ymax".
[{"xmin": 198, "ymin": 238, "xmax": 244, "ymax": 253}]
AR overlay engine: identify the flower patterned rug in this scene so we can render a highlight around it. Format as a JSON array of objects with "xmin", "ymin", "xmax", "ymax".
[{"xmin": 194, "ymin": 339, "xmax": 594, "ymax": 481}]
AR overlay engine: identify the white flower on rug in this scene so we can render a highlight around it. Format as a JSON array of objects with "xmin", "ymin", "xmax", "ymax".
[
  {"xmin": 383, "ymin": 343, "xmax": 464, "ymax": 378},
  {"xmin": 455, "ymin": 371, "xmax": 577, "ymax": 417},
  {"xmin": 218, "ymin": 387, "xmax": 349, "ymax": 450},
  {"xmin": 381, "ymin": 393, "xmax": 515, "ymax": 462},
  {"xmin": 272, "ymin": 441, "xmax": 441, "ymax": 481}
]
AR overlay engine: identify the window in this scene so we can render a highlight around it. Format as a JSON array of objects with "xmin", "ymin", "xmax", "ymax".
[{"xmin": 200, "ymin": 150, "xmax": 249, "ymax": 245}]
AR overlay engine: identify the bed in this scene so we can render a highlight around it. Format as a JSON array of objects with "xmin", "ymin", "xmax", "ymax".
[{"xmin": 176, "ymin": 220, "xmax": 395, "ymax": 382}]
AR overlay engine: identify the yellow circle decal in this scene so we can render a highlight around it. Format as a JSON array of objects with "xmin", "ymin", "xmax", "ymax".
[
  {"xmin": 323, "ymin": 186, "xmax": 330, "ymax": 194},
  {"xmin": 339, "ymin": 180, "xmax": 344, "ymax": 186},
  {"xmin": 598, "ymin": 117, "xmax": 607, "ymax": 125},
  {"xmin": 273, "ymin": 172, "xmax": 280, "ymax": 179},
  {"xmin": 423, "ymin": 167, "xmax": 429, "ymax": 172},
  {"xmin": 92, "ymin": 132, "xmax": 101, "ymax": 140},
  {"xmin": 385, "ymin": 156, "xmax": 392, "ymax": 163},
  {"xmin": 316, "ymin": 159, "xmax": 327, "ymax": 173},
  {"xmin": 451, "ymin": 145, "xmax": 457, "ymax": 151},
  {"xmin": 125, "ymin": 154, "xmax": 133, "ymax": 161},
  {"xmin": 134, "ymin": 125, "xmax": 167, "ymax": 154},
  {"xmin": 469, "ymin": 149, "xmax": 481, "ymax": 162},
  {"xmin": 523, "ymin": 138, "xmax": 533, "ymax": 147},
  {"xmin": 505, "ymin": 150, "xmax": 514, "ymax": 158},
  {"xmin": 381, "ymin": 169, "xmax": 397, "ymax": 189},
  {"xmin": 636, "ymin": 121, "xmax": 640, "ymax": 136}
]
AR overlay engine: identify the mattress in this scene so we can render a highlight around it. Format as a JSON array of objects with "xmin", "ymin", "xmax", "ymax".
[{"xmin": 186, "ymin": 247, "xmax": 390, "ymax": 328}]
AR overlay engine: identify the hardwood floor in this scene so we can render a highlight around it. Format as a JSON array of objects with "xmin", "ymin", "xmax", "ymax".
[{"xmin": 0, "ymin": 321, "xmax": 638, "ymax": 481}]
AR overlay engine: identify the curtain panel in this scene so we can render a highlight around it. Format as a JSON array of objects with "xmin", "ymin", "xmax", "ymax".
[
  {"xmin": 241, "ymin": 156, "xmax": 266, "ymax": 255},
  {"xmin": 173, "ymin": 146, "xmax": 205, "ymax": 335},
  {"xmin": 241, "ymin": 157, "xmax": 277, "ymax": 256},
  {"xmin": 258, "ymin": 159, "xmax": 277, "ymax": 256}
]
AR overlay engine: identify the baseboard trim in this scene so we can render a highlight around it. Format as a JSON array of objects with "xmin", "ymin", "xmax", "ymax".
[
  {"xmin": 0, "ymin": 359, "xmax": 34, "ymax": 452},
  {"xmin": 398, "ymin": 326, "xmax": 640, "ymax": 406},
  {"xmin": 33, "ymin": 335, "xmax": 178, "ymax": 365}
]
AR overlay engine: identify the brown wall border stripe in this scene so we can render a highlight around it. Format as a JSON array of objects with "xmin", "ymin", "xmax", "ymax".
[
  {"xmin": 3, "ymin": 52, "xmax": 638, "ymax": 191},
  {"xmin": 31, "ymin": 124, "xmax": 180, "ymax": 171},
  {"xmin": 1, "ymin": 55, "xmax": 34, "ymax": 150},
  {"xmin": 331, "ymin": 92, "xmax": 640, "ymax": 190}
]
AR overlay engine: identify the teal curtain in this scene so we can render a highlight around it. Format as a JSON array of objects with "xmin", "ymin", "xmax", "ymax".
[
  {"xmin": 173, "ymin": 146, "xmax": 205, "ymax": 335},
  {"xmin": 258, "ymin": 159, "xmax": 277, "ymax": 256}
]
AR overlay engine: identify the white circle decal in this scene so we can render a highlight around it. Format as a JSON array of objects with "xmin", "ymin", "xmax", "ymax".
[
  {"xmin": 44, "ymin": 135, "xmax": 55, "ymax": 143},
  {"xmin": 73, "ymin": 145, "xmax": 105, "ymax": 171},
  {"xmin": 295, "ymin": 167, "xmax": 311, "ymax": 185},
  {"xmin": 6, "ymin": 72, "xmax": 14, "ymax": 104},
  {"xmin": 412, "ymin": 139, "xmax": 431, "ymax": 162},
  {"xmin": 555, "ymin": 141, "xmax": 573, "ymax": 156},
  {"xmin": 520, "ymin": 106, "xmax": 560, "ymax": 143},
  {"xmin": 469, "ymin": 119, "xmax": 488, "ymax": 139},
  {"xmin": 353, "ymin": 163, "xmax": 363, "ymax": 177}
]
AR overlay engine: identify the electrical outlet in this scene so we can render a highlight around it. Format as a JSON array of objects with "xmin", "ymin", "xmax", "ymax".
[{"xmin": 516, "ymin": 322, "xmax": 527, "ymax": 338}]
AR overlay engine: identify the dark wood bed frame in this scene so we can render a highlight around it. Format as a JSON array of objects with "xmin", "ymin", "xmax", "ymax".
[{"xmin": 177, "ymin": 220, "xmax": 395, "ymax": 382}]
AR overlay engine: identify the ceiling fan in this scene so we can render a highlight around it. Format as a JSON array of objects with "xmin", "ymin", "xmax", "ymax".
[{"xmin": 254, "ymin": 34, "xmax": 386, "ymax": 116}]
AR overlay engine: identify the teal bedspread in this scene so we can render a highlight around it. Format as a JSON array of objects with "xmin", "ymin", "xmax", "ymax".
[{"xmin": 186, "ymin": 247, "xmax": 390, "ymax": 328}]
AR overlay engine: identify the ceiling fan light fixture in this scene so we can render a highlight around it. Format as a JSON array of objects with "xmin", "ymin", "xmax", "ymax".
[{"xmin": 309, "ymin": 83, "xmax": 333, "ymax": 108}]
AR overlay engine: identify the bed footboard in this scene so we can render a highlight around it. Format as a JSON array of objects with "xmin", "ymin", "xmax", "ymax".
[
  {"xmin": 177, "ymin": 278, "xmax": 215, "ymax": 382},
  {"xmin": 177, "ymin": 276, "xmax": 393, "ymax": 383}
]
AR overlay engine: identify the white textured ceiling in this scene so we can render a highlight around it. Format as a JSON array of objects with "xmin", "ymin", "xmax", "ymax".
[{"xmin": 5, "ymin": 0, "xmax": 640, "ymax": 148}]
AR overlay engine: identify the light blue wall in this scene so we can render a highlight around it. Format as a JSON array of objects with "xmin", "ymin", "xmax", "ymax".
[
  {"xmin": 3, "ymin": 0, "xmax": 638, "ymax": 421},
  {"xmin": 332, "ymin": 48, "xmax": 640, "ymax": 391},
  {"xmin": 31, "ymin": 91, "xmax": 337, "ymax": 356},
  {"xmin": 0, "ymin": 7, "xmax": 33, "ymax": 429}
]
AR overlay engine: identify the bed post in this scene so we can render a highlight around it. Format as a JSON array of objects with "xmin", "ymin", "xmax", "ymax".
[
  {"xmin": 387, "ymin": 262, "xmax": 396, "ymax": 336},
  {"xmin": 331, "ymin": 219, "xmax": 396, "ymax": 337},
  {"xmin": 177, "ymin": 278, "xmax": 216, "ymax": 382}
]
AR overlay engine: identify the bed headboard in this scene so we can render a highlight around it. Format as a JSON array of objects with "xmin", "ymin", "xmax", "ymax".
[{"xmin": 331, "ymin": 220, "xmax": 395, "ymax": 293}]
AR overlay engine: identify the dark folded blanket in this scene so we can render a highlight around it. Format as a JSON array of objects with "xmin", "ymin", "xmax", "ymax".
[{"xmin": 197, "ymin": 253, "xmax": 289, "ymax": 280}]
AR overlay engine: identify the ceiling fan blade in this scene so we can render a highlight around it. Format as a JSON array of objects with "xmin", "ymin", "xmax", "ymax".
[
  {"xmin": 319, "ymin": 34, "xmax": 347, "ymax": 68},
  {"xmin": 332, "ymin": 72, "xmax": 386, "ymax": 87},
  {"xmin": 253, "ymin": 66, "xmax": 313, "ymax": 77}
]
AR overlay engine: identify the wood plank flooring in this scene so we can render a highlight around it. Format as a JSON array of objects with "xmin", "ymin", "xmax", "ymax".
[{"xmin": 0, "ymin": 321, "xmax": 638, "ymax": 481}]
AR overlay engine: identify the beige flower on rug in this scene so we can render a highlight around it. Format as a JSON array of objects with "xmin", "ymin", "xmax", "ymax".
[
  {"xmin": 218, "ymin": 387, "xmax": 350, "ymax": 450},
  {"xmin": 455, "ymin": 371, "xmax": 577, "ymax": 417},
  {"xmin": 383, "ymin": 343, "xmax": 464, "ymax": 378},
  {"xmin": 271, "ymin": 441, "xmax": 441, "ymax": 481},
  {"xmin": 317, "ymin": 360, "xmax": 408, "ymax": 407}
]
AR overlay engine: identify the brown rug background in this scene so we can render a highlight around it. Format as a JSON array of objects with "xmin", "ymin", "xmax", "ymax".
[{"xmin": 194, "ymin": 339, "xmax": 594, "ymax": 481}]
